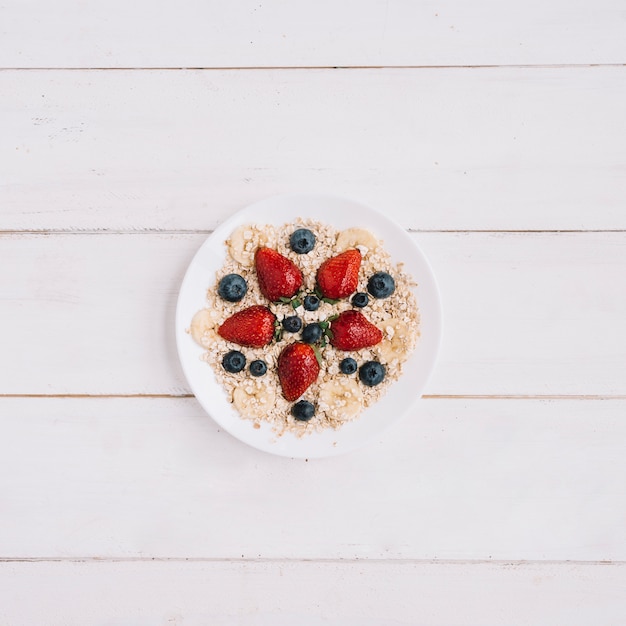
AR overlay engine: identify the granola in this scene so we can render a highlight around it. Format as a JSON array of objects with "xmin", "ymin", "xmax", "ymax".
[{"xmin": 189, "ymin": 219, "xmax": 420, "ymax": 437}]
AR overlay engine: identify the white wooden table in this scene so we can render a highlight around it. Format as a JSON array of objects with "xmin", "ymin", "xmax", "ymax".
[{"xmin": 1, "ymin": 2, "xmax": 625, "ymax": 623}]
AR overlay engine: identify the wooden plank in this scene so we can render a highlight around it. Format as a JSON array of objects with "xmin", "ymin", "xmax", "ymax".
[
  {"xmin": 0, "ymin": 397, "xmax": 624, "ymax": 560},
  {"xmin": 420, "ymin": 231, "xmax": 626, "ymax": 396},
  {"xmin": 2, "ymin": 67, "xmax": 626, "ymax": 231},
  {"xmin": 1, "ymin": 0, "xmax": 625, "ymax": 68},
  {"xmin": 1, "ymin": 560, "xmax": 625, "ymax": 625},
  {"xmin": 0, "ymin": 232, "xmax": 624, "ymax": 396}
]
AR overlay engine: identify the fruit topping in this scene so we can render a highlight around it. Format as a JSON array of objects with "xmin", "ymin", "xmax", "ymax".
[
  {"xmin": 291, "ymin": 400, "xmax": 315, "ymax": 421},
  {"xmin": 302, "ymin": 322, "xmax": 323, "ymax": 344},
  {"xmin": 217, "ymin": 273, "xmax": 248, "ymax": 302},
  {"xmin": 289, "ymin": 228, "xmax": 316, "ymax": 254},
  {"xmin": 249, "ymin": 359, "xmax": 268, "ymax": 377},
  {"xmin": 351, "ymin": 292, "xmax": 369, "ymax": 308},
  {"xmin": 319, "ymin": 378, "xmax": 364, "ymax": 419},
  {"xmin": 227, "ymin": 225, "xmax": 268, "ymax": 267},
  {"xmin": 218, "ymin": 305, "xmax": 276, "ymax": 348},
  {"xmin": 339, "ymin": 357, "xmax": 358, "ymax": 375},
  {"xmin": 367, "ymin": 271, "xmax": 395, "ymax": 299},
  {"xmin": 316, "ymin": 249, "xmax": 361, "ymax": 300},
  {"xmin": 335, "ymin": 227, "xmax": 379, "ymax": 252},
  {"xmin": 277, "ymin": 342, "xmax": 320, "ymax": 401},
  {"xmin": 329, "ymin": 310, "xmax": 383, "ymax": 351},
  {"xmin": 232, "ymin": 385, "xmax": 276, "ymax": 418},
  {"xmin": 282, "ymin": 315, "xmax": 302, "ymax": 333},
  {"xmin": 377, "ymin": 318, "xmax": 410, "ymax": 362},
  {"xmin": 303, "ymin": 294, "xmax": 320, "ymax": 311},
  {"xmin": 359, "ymin": 361, "xmax": 386, "ymax": 387},
  {"xmin": 189, "ymin": 309, "xmax": 219, "ymax": 347},
  {"xmin": 222, "ymin": 350, "xmax": 246, "ymax": 373},
  {"xmin": 255, "ymin": 247, "xmax": 303, "ymax": 302}
]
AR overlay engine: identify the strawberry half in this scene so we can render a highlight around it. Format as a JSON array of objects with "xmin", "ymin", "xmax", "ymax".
[
  {"xmin": 255, "ymin": 247, "xmax": 303, "ymax": 302},
  {"xmin": 329, "ymin": 310, "xmax": 383, "ymax": 351},
  {"xmin": 218, "ymin": 305, "xmax": 276, "ymax": 348},
  {"xmin": 316, "ymin": 249, "xmax": 361, "ymax": 300},
  {"xmin": 277, "ymin": 342, "xmax": 320, "ymax": 402}
]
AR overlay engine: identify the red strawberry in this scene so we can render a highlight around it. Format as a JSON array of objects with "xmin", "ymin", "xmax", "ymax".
[
  {"xmin": 329, "ymin": 310, "xmax": 383, "ymax": 351},
  {"xmin": 277, "ymin": 342, "xmax": 320, "ymax": 401},
  {"xmin": 255, "ymin": 247, "xmax": 303, "ymax": 302},
  {"xmin": 218, "ymin": 305, "xmax": 276, "ymax": 348},
  {"xmin": 316, "ymin": 249, "xmax": 361, "ymax": 299}
]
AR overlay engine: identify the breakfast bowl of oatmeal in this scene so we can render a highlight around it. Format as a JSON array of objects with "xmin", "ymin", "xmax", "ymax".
[{"xmin": 176, "ymin": 194, "xmax": 442, "ymax": 458}]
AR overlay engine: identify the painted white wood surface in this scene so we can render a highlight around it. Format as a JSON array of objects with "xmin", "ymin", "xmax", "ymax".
[
  {"xmin": 0, "ymin": 397, "xmax": 624, "ymax": 560},
  {"xmin": 0, "ymin": 232, "xmax": 624, "ymax": 396},
  {"xmin": 1, "ymin": 560, "xmax": 624, "ymax": 626},
  {"xmin": 1, "ymin": 0, "xmax": 625, "ymax": 68},
  {"xmin": 2, "ymin": 67, "xmax": 626, "ymax": 231},
  {"xmin": 2, "ymin": 0, "xmax": 625, "ymax": 620}
]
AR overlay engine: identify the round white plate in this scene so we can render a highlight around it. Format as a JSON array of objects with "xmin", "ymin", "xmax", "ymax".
[{"xmin": 176, "ymin": 194, "xmax": 442, "ymax": 458}]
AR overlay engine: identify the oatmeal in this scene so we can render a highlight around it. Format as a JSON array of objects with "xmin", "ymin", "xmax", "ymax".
[{"xmin": 189, "ymin": 219, "xmax": 420, "ymax": 437}]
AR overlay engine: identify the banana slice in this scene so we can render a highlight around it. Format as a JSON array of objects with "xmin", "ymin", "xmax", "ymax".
[
  {"xmin": 227, "ymin": 225, "xmax": 268, "ymax": 267},
  {"xmin": 376, "ymin": 318, "xmax": 411, "ymax": 363},
  {"xmin": 233, "ymin": 384, "xmax": 276, "ymax": 419},
  {"xmin": 190, "ymin": 309, "xmax": 219, "ymax": 348},
  {"xmin": 318, "ymin": 378, "xmax": 364, "ymax": 420},
  {"xmin": 335, "ymin": 227, "xmax": 379, "ymax": 254}
]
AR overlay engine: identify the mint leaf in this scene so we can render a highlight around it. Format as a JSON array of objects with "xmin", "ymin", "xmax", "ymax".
[{"xmin": 312, "ymin": 345, "xmax": 323, "ymax": 368}]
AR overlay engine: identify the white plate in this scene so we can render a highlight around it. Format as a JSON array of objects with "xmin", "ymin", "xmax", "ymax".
[{"xmin": 175, "ymin": 194, "xmax": 442, "ymax": 458}]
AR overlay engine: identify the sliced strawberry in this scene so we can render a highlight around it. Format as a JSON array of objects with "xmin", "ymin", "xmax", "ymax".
[
  {"xmin": 255, "ymin": 247, "xmax": 303, "ymax": 302},
  {"xmin": 277, "ymin": 342, "xmax": 320, "ymax": 402},
  {"xmin": 218, "ymin": 305, "xmax": 276, "ymax": 348},
  {"xmin": 329, "ymin": 310, "xmax": 383, "ymax": 351},
  {"xmin": 316, "ymin": 249, "xmax": 361, "ymax": 300}
]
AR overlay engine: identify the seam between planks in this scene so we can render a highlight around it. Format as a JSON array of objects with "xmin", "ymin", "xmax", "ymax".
[
  {"xmin": 1, "ymin": 230, "xmax": 625, "ymax": 236},
  {"xmin": 0, "ymin": 64, "xmax": 625, "ymax": 71},
  {"xmin": 0, "ymin": 557, "xmax": 622, "ymax": 565},
  {"xmin": 1, "ymin": 394, "xmax": 625, "ymax": 400}
]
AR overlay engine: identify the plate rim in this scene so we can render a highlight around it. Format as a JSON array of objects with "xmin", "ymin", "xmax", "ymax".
[{"xmin": 175, "ymin": 192, "xmax": 443, "ymax": 458}]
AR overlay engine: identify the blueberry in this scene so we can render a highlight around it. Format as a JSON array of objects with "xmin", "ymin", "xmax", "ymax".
[
  {"xmin": 303, "ymin": 295, "xmax": 320, "ymax": 311},
  {"xmin": 351, "ymin": 292, "xmax": 369, "ymax": 308},
  {"xmin": 340, "ymin": 357, "xmax": 358, "ymax": 375},
  {"xmin": 302, "ymin": 323, "xmax": 322, "ymax": 344},
  {"xmin": 282, "ymin": 315, "xmax": 302, "ymax": 333},
  {"xmin": 249, "ymin": 359, "xmax": 267, "ymax": 377},
  {"xmin": 367, "ymin": 272, "xmax": 395, "ymax": 299},
  {"xmin": 292, "ymin": 400, "xmax": 315, "ymax": 421},
  {"xmin": 217, "ymin": 273, "xmax": 248, "ymax": 302},
  {"xmin": 290, "ymin": 228, "xmax": 316, "ymax": 254},
  {"xmin": 222, "ymin": 350, "xmax": 246, "ymax": 373},
  {"xmin": 359, "ymin": 361, "xmax": 386, "ymax": 386}
]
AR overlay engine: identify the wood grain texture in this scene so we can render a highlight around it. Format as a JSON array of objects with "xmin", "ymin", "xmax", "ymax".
[
  {"xmin": 2, "ymin": 67, "xmax": 626, "ymax": 231},
  {"xmin": 1, "ymin": 0, "xmax": 625, "ymax": 68},
  {"xmin": 2, "ymin": 0, "xmax": 625, "ymax": 617},
  {"xmin": 0, "ymin": 397, "xmax": 624, "ymax": 560},
  {"xmin": 2, "ymin": 560, "xmax": 625, "ymax": 625},
  {"xmin": 0, "ymin": 232, "xmax": 624, "ymax": 396}
]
